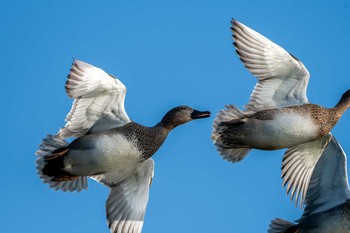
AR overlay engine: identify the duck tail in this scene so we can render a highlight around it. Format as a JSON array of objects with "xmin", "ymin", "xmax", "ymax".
[
  {"xmin": 35, "ymin": 135, "xmax": 88, "ymax": 192},
  {"xmin": 268, "ymin": 218, "xmax": 296, "ymax": 233},
  {"xmin": 211, "ymin": 105, "xmax": 251, "ymax": 163}
]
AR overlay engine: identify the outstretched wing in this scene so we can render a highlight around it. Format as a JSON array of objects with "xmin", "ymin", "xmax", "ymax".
[
  {"xmin": 92, "ymin": 159, "xmax": 154, "ymax": 233},
  {"xmin": 302, "ymin": 136, "xmax": 350, "ymax": 216},
  {"xmin": 58, "ymin": 60, "xmax": 131, "ymax": 138},
  {"xmin": 281, "ymin": 134, "xmax": 332, "ymax": 208},
  {"xmin": 232, "ymin": 19, "xmax": 310, "ymax": 112}
]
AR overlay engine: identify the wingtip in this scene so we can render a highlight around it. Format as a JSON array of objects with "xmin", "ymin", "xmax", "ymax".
[
  {"xmin": 72, "ymin": 59, "xmax": 94, "ymax": 69},
  {"xmin": 73, "ymin": 59, "xmax": 83, "ymax": 66},
  {"xmin": 231, "ymin": 19, "xmax": 243, "ymax": 30},
  {"xmin": 72, "ymin": 58, "xmax": 83, "ymax": 67},
  {"xmin": 230, "ymin": 20, "xmax": 245, "ymax": 40},
  {"xmin": 231, "ymin": 18, "xmax": 240, "ymax": 26}
]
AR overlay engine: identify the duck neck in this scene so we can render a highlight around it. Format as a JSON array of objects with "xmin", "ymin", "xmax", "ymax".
[
  {"xmin": 135, "ymin": 124, "xmax": 171, "ymax": 161},
  {"xmin": 155, "ymin": 121, "xmax": 177, "ymax": 131},
  {"xmin": 333, "ymin": 99, "xmax": 350, "ymax": 120}
]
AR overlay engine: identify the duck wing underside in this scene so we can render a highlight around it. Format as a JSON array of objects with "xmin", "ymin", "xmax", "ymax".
[
  {"xmin": 232, "ymin": 19, "xmax": 310, "ymax": 112},
  {"xmin": 282, "ymin": 134, "xmax": 332, "ymax": 208},
  {"xmin": 91, "ymin": 159, "xmax": 154, "ymax": 233},
  {"xmin": 302, "ymin": 136, "xmax": 350, "ymax": 216},
  {"xmin": 58, "ymin": 60, "xmax": 131, "ymax": 138}
]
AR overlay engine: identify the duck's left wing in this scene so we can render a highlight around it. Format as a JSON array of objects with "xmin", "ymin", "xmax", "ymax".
[
  {"xmin": 58, "ymin": 60, "xmax": 131, "ymax": 138},
  {"xmin": 232, "ymin": 19, "xmax": 310, "ymax": 112},
  {"xmin": 91, "ymin": 159, "xmax": 154, "ymax": 233},
  {"xmin": 281, "ymin": 134, "xmax": 332, "ymax": 208},
  {"xmin": 302, "ymin": 136, "xmax": 350, "ymax": 216}
]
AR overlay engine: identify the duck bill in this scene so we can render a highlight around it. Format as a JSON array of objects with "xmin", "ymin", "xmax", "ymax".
[{"xmin": 191, "ymin": 110, "xmax": 211, "ymax": 119}]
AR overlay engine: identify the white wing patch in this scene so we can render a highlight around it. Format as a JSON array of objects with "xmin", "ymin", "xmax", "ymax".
[
  {"xmin": 58, "ymin": 60, "xmax": 131, "ymax": 138},
  {"xmin": 92, "ymin": 159, "xmax": 154, "ymax": 233},
  {"xmin": 232, "ymin": 19, "xmax": 310, "ymax": 112}
]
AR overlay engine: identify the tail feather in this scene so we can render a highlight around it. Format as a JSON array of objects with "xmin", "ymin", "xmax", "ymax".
[
  {"xmin": 268, "ymin": 218, "xmax": 296, "ymax": 233},
  {"xmin": 212, "ymin": 105, "xmax": 251, "ymax": 163},
  {"xmin": 36, "ymin": 135, "xmax": 88, "ymax": 192},
  {"xmin": 220, "ymin": 148, "xmax": 251, "ymax": 163},
  {"xmin": 41, "ymin": 147, "xmax": 70, "ymax": 178}
]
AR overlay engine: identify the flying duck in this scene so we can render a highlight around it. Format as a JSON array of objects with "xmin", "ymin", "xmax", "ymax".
[
  {"xmin": 269, "ymin": 136, "xmax": 350, "ymax": 233},
  {"xmin": 212, "ymin": 19, "xmax": 350, "ymax": 206},
  {"xmin": 36, "ymin": 60, "xmax": 210, "ymax": 233}
]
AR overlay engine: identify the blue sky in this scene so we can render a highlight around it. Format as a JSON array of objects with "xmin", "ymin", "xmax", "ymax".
[{"xmin": 2, "ymin": 0, "xmax": 350, "ymax": 232}]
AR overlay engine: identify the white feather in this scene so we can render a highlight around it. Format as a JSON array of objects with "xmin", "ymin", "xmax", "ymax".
[
  {"xmin": 232, "ymin": 19, "xmax": 310, "ymax": 112},
  {"xmin": 92, "ymin": 159, "xmax": 154, "ymax": 233},
  {"xmin": 282, "ymin": 134, "xmax": 332, "ymax": 208},
  {"xmin": 58, "ymin": 60, "xmax": 131, "ymax": 138}
]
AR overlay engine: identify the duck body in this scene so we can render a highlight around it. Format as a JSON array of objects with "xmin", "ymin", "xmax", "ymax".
[
  {"xmin": 269, "ymin": 136, "xmax": 350, "ymax": 233},
  {"xmin": 294, "ymin": 201, "xmax": 350, "ymax": 233},
  {"xmin": 41, "ymin": 104, "xmax": 210, "ymax": 180},
  {"xmin": 61, "ymin": 122, "xmax": 169, "ymax": 177},
  {"xmin": 212, "ymin": 19, "xmax": 350, "ymax": 206},
  {"xmin": 271, "ymin": 201, "xmax": 350, "ymax": 233},
  {"xmin": 36, "ymin": 60, "xmax": 211, "ymax": 233},
  {"xmin": 219, "ymin": 104, "xmax": 338, "ymax": 150}
]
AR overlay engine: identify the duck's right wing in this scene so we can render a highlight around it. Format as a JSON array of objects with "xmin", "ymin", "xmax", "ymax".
[
  {"xmin": 302, "ymin": 136, "xmax": 350, "ymax": 216},
  {"xmin": 232, "ymin": 19, "xmax": 310, "ymax": 112},
  {"xmin": 58, "ymin": 60, "xmax": 131, "ymax": 138},
  {"xmin": 281, "ymin": 134, "xmax": 332, "ymax": 208},
  {"xmin": 91, "ymin": 159, "xmax": 154, "ymax": 233}
]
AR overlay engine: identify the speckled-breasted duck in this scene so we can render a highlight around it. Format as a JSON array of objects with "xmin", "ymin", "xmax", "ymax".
[
  {"xmin": 212, "ymin": 19, "xmax": 350, "ymax": 206},
  {"xmin": 269, "ymin": 136, "xmax": 350, "ymax": 233},
  {"xmin": 36, "ymin": 60, "xmax": 210, "ymax": 233}
]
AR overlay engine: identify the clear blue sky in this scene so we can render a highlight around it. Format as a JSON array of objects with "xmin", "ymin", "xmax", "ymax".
[{"xmin": 2, "ymin": 0, "xmax": 350, "ymax": 232}]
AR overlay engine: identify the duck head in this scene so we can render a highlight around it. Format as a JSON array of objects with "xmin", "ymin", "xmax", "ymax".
[
  {"xmin": 340, "ymin": 89, "xmax": 350, "ymax": 105},
  {"xmin": 335, "ymin": 89, "xmax": 350, "ymax": 112},
  {"xmin": 158, "ymin": 105, "xmax": 210, "ymax": 130}
]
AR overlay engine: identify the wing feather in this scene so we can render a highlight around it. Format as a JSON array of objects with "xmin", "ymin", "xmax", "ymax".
[
  {"xmin": 302, "ymin": 136, "xmax": 350, "ymax": 216},
  {"xmin": 91, "ymin": 159, "xmax": 154, "ymax": 233},
  {"xmin": 58, "ymin": 60, "xmax": 131, "ymax": 138},
  {"xmin": 231, "ymin": 19, "xmax": 310, "ymax": 111},
  {"xmin": 281, "ymin": 134, "xmax": 332, "ymax": 208}
]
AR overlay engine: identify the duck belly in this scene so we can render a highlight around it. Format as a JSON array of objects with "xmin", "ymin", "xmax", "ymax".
[
  {"xmin": 238, "ymin": 112, "xmax": 319, "ymax": 150},
  {"xmin": 65, "ymin": 133, "xmax": 142, "ymax": 176}
]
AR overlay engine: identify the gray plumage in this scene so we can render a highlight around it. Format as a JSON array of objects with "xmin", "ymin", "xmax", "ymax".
[
  {"xmin": 268, "ymin": 137, "xmax": 350, "ymax": 233},
  {"xmin": 212, "ymin": 19, "xmax": 350, "ymax": 207},
  {"xmin": 36, "ymin": 60, "xmax": 210, "ymax": 233}
]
